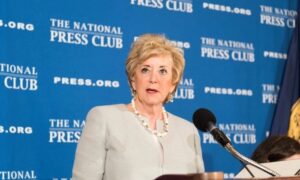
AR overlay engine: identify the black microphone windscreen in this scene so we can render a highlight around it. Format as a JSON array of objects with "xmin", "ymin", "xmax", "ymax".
[{"xmin": 192, "ymin": 108, "xmax": 216, "ymax": 132}]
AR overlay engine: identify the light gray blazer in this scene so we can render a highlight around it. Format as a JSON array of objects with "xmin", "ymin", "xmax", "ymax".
[{"xmin": 72, "ymin": 104, "xmax": 205, "ymax": 180}]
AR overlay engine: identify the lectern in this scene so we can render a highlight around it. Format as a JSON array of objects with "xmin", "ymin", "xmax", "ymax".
[{"xmin": 155, "ymin": 172, "xmax": 224, "ymax": 180}]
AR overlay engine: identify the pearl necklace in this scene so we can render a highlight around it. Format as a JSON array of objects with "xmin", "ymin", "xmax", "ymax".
[{"xmin": 131, "ymin": 98, "xmax": 169, "ymax": 137}]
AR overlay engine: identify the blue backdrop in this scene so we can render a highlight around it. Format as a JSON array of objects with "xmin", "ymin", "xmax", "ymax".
[{"xmin": 0, "ymin": 0, "xmax": 298, "ymax": 179}]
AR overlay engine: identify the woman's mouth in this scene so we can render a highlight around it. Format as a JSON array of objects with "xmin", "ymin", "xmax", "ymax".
[{"xmin": 146, "ymin": 88, "xmax": 158, "ymax": 93}]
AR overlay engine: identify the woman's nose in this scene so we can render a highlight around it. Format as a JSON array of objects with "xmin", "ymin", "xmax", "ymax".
[{"xmin": 149, "ymin": 71, "xmax": 158, "ymax": 84}]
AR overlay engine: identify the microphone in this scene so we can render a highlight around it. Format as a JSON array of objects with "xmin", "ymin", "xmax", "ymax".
[
  {"xmin": 193, "ymin": 108, "xmax": 280, "ymax": 177},
  {"xmin": 192, "ymin": 108, "xmax": 230, "ymax": 147}
]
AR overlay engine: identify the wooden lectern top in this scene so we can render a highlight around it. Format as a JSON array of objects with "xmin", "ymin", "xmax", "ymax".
[
  {"xmin": 155, "ymin": 172, "xmax": 224, "ymax": 180},
  {"xmin": 156, "ymin": 172, "xmax": 300, "ymax": 180}
]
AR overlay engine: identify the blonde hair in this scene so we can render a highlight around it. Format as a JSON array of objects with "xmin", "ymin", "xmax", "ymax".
[{"xmin": 125, "ymin": 34, "xmax": 185, "ymax": 101}]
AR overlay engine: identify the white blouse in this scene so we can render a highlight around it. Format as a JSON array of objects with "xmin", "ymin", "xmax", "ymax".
[{"xmin": 72, "ymin": 104, "xmax": 205, "ymax": 180}]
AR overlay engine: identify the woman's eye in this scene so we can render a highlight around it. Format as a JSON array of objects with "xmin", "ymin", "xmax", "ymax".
[
  {"xmin": 141, "ymin": 68, "xmax": 149, "ymax": 73},
  {"xmin": 159, "ymin": 69, "xmax": 167, "ymax": 75}
]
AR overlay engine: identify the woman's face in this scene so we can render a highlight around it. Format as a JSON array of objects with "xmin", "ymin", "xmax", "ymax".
[
  {"xmin": 283, "ymin": 153, "xmax": 300, "ymax": 161},
  {"xmin": 131, "ymin": 55, "xmax": 175, "ymax": 106}
]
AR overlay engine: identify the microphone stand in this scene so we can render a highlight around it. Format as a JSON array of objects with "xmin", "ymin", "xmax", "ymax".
[{"xmin": 225, "ymin": 143, "xmax": 281, "ymax": 177}]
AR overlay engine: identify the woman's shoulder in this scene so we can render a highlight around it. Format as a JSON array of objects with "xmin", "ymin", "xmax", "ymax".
[
  {"xmin": 88, "ymin": 104, "xmax": 126, "ymax": 112},
  {"xmin": 86, "ymin": 104, "xmax": 127, "ymax": 119}
]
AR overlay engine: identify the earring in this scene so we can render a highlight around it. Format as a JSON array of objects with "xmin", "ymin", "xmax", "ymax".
[
  {"xmin": 131, "ymin": 89, "xmax": 136, "ymax": 97},
  {"xmin": 168, "ymin": 93, "xmax": 174, "ymax": 103}
]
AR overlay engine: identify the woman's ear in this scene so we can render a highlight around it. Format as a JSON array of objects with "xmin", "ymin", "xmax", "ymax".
[{"xmin": 131, "ymin": 79, "xmax": 136, "ymax": 91}]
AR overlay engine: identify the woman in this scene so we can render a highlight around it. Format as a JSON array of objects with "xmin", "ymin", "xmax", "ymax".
[
  {"xmin": 72, "ymin": 34, "xmax": 205, "ymax": 180},
  {"xmin": 251, "ymin": 135, "xmax": 300, "ymax": 163}
]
